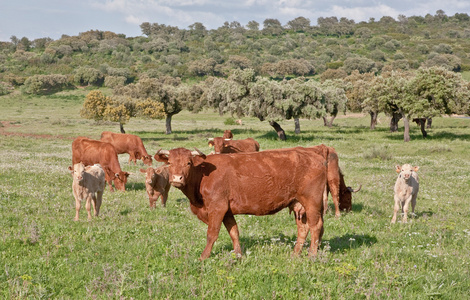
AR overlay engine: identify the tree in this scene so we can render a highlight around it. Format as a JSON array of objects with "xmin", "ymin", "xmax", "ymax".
[
  {"xmin": 262, "ymin": 19, "xmax": 283, "ymax": 35},
  {"xmin": 320, "ymin": 80, "xmax": 348, "ymax": 127},
  {"xmin": 286, "ymin": 17, "xmax": 311, "ymax": 32},
  {"xmin": 113, "ymin": 76, "xmax": 180, "ymax": 134},
  {"xmin": 81, "ymin": 90, "xmax": 136, "ymax": 133},
  {"xmin": 345, "ymin": 71, "xmax": 379, "ymax": 129}
]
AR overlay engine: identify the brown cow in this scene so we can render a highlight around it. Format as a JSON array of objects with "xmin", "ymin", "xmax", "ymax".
[
  {"xmin": 69, "ymin": 162, "xmax": 105, "ymax": 221},
  {"xmin": 100, "ymin": 131, "xmax": 152, "ymax": 166},
  {"xmin": 155, "ymin": 147, "xmax": 327, "ymax": 260},
  {"xmin": 72, "ymin": 137, "xmax": 129, "ymax": 192},
  {"xmin": 140, "ymin": 165, "xmax": 171, "ymax": 208},
  {"xmin": 208, "ymin": 137, "xmax": 260, "ymax": 154}
]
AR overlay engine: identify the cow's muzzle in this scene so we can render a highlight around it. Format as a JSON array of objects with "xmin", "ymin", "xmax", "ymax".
[{"xmin": 170, "ymin": 175, "xmax": 185, "ymax": 188}]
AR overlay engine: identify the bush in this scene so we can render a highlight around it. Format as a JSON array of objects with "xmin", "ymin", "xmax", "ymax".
[
  {"xmin": 0, "ymin": 81, "xmax": 13, "ymax": 95},
  {"xmin": 22, "ymin": 74, "xmax": 70, "ymax": 94},
  {"xmin": 224, "ymin": 117, "xmax": 237, "ymax": 125},
  {"xmin": 74, "ymin": 67, "xmax": 103, "ymax": 86},
  {"xmin": 104, "ymin": 76, "xmax": 126, "ymax": 88}
]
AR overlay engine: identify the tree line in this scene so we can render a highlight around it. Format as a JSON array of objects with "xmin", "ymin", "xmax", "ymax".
[{"xmin": 81, "ymin": 66, "xmax": 469, "ymax": 142}]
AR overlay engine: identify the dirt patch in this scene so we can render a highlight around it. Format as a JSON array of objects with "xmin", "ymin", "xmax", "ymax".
[{"xmin": 0, "ymin": 121, "xmax": 73, "ymax": 140}]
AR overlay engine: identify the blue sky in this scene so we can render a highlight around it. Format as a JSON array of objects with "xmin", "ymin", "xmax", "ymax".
[{"xmin": 1, "ymin": 0, "xmax": 470, "ymax": 42}]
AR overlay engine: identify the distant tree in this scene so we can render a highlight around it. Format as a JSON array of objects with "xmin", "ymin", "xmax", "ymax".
[
  {"xmin": 246, "ymin": 20, "xmax": 260, "ymax": 32},
  {"xmin": 262, "ymin": 19, "xmax": 283, "ymax": 35},
  {"xmin": 320, "ymin": 79, "xmax": 348, "ymax": 127},
  {"xmin": 286, "ymin": 17, "xmax": 311, "ymax": 32},
  {"xmin": 345, "ymin": 71, "xmax": 380, "ymax": 129},
  {"xmin": 74, "ymin": 67, "xmax": 103, "ymax": 86},
  {"xmin": 22, "ymin": 74, "xmax": 69, "ymax": 95}
]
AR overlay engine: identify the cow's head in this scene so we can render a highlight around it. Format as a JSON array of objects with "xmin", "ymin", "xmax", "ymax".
[
  {"xmin": 396, "ymin": 164, "xmax": 419, "ymax": 182},
  {"xmin": 222, "ymin": 130, "xmax": 233, "ymax": 139},
  {"xmin": 142, "ymin": 155, "xmax": 153, "ymax": 166},
  {"xmin": 113, "ymin": 171, "xmax": 130, "ymax": 191},
  {"xmin": 69, "ymin": 162, "xmax": 86, "ymax": 183},
  {"xmin": 208, "ymin": 137, "xmax": 226, "ymax": 154},
  {"xmin": 338, "ymin": 171, "xmax": 361, "ymax": 212},
  {"xmin": 155, "ymin": 148, "xmax": 206, "ymax": 189}
]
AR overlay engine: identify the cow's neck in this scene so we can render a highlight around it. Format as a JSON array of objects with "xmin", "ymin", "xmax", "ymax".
[{"xmin": 180, "ymin": 167, "xmax": 204, "ymax": 207}]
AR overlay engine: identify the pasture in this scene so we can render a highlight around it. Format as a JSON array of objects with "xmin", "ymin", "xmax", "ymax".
[{"xmin": 1, "ymin": 89, "xmax": 469, "ymax": 299}]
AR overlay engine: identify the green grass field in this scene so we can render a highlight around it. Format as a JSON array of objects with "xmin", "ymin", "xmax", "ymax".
[{"xmin": 1, "ymin": 89, "xmax": 469, "ymax": 299}]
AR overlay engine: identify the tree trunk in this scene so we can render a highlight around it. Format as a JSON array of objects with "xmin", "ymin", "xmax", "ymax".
[
  {"xmin": 294, "ymin": 118, "xmax": 300, "ymax": 134},
  {"xmin": 322, "ymin": 115, "xmax": 336, "ymax": 128},
  {"xmin": 165, "ymin": 115, "xmax": 172, "ymax": 134},
  {"xmin": 369, "ymin": 111, "xmax": 378, "ymax": 130},
  {"xmin": 403, "ymin": 115, "xmax": 410, "ymax": 142},
  {"xmin": 119, "ymin": 123, "xmax": 126, "ymax": 134},
  {"xmin": 390, "ymin": 112, "xmax": 402, "ymax": 132},
  {"xmin": 426, "ymin": 117, "xmax": 432, "ymax": 128},
  {"xmin": 269, "ymin": 121, "xmax": 286, "ymax": 141}
]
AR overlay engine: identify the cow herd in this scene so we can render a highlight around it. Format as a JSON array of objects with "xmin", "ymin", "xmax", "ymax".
[{"xmin": 69, "ymin": 129, "xmax": 419, "ymax": 260}]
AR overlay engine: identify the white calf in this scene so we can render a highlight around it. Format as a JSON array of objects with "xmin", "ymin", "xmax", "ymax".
[
  {"xmin": 69, "ymin": 163, "xmax": 106, "ymax": 221},
  {"xmin": 392, "ymin": 164, "xmax": 419, "ymax": 223}
]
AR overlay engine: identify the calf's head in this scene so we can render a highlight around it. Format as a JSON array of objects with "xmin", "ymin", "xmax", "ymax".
[
  {"xmin": 113, "ymin": 171, "xmax": 130, "ymax": 191},
  {"xmin": 396, "ymin": 164, "xmax": 419, "ymax": 182},
  {"xmin": 69, "ymin": 162, "xmax": 86, "ymax": 183},
  {"xmin": 155, "ymin": 148, "xmax": 205, "ymax": 188},
  {"xmin": 142, "ymin": 155, "xmax": 153, "ymax": 166}
]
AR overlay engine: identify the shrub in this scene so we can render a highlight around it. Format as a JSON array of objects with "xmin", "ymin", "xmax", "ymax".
[
  {"xmin": 22, "ymin": 74, "xmax": 70, "ymax": 94},
  {"xmin": 104, "ymin": 76, "xmax": 126, "ymax": 88},
  {"xmin": 74, "ymin": 67, "xmax": 103, "ymax": 86}
]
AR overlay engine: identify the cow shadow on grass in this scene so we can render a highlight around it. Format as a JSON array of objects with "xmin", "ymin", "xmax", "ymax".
[{"xmin": 222, "ymin": 232, "xmax": 377, "ymax": 256}]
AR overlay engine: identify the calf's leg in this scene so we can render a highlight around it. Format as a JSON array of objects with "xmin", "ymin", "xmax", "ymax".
[
  {"xmin": 391, "ymin": 196, "xmax": 400, "ymax": 224},
  {"xmin": 95, "ymin": 191, "xmax": 103, "ymax": 217},
  {"xmin": 402, "ymin": 196, "xmax": 413, "ymax": 223},
  {"xmin": 85, "ymin": 195, "xmax": 92, "ymax": 220},
  {"xmin": 74, "ymin": 196, "xmax": 81, "ymax": 221}
]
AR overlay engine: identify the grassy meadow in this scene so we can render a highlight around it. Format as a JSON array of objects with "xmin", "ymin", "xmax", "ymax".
[{"xmin": 1, "ymin": 89, "xmax": 470, "ymax": 299}]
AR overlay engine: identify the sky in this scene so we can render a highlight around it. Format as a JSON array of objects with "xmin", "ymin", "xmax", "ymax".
[{"xmin": 1, "ymin": 0, "xmax": 470, "ymax": 42}]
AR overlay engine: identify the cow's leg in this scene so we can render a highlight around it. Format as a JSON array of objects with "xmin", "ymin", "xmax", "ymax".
[
  {"xmin": 402, "ymin": 196, "xmax": 413, "ymax": 223},
  {"xmin": 95, "ymin": 191, "xmax": 103, "ymax": 217},
  {"xmin": 293, "ymin": 212, "xmax": 309, "ymax": 255},
  {"xmin": 323, "ymin": 187, "xmax": 329, "ymax": 215},
  {"xmin": 391, "ymin": 196, "xmax": 400, "ymax": 224},
  {"xmin": 104, "ymin": 172, "xmax": 115, "ymax": 192},
  {"xmin": 328, "ymin": 182, "xmax": 341, "ymax": 218},
  {"xmin": 74, "ymin": 196, "xmax": 81, "ymax": 221},
  {"xmin": 305, "ymin": 206, "xmax": 323, "ymax": 257},
  {"xmin": 91, "ymin": 194, "xmax": 97, "ymax": 217},
  {"xmin": 223, "ymin": 215, "xmax": 242, "ymax": 258},
  {"xmin": 85, "ymin": 195, "xmax": 92, "ymax": 220},
  {"xmin": 200, "ymin": 212, "xmax": 226, "ymax": 260}
]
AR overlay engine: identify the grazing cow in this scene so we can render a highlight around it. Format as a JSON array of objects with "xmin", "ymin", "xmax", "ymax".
[
  {"xmin": 272, "ymin": 144, "xmax": 360, "ymax": 218},
  {"xmin": 208, "ymin": 137, "xmax": 260, "ymax": 154},
  {"xmin": 306, "ymin": 145, "xmax": 361, "ymax": 216},
  {"xmin": 100, "ymin": 131, "xmax": 152, "ymax": 166},
  {"xmin": 222, "ymin": 130, "xmax": 233, "ymax": 139},
  {"xmin": 69, "ymin": 163, "xmax": 105, "ymax": 221},
  {"xmin": 155, "ymin": 147, "xmax": 327, "ymax": 260},
  {"xmin": 72, "ymin": 137, "xmax": 130, "ymax": 192},
  {"xmin": 392, "ymin": 164, "xmax": 420, "ymax": 223},
  {"xmin": 140, "ymin": 165, "xmax": 171, "ymax": 208}
]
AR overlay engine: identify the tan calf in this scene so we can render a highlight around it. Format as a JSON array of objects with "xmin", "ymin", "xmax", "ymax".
[
  {"xmin": 140, "ymin": 165, "xmax": 171, "ymax": 208},
  {"xmin": 69, "ymin": 163, "xmax": 106, "ymax": 221},
  {"xmin": 392, "ymin": 164, "xmax": 419, "ymax": 223}
]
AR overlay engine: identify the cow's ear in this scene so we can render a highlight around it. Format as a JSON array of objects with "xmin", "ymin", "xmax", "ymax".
[
  {"xmin": 414, "ymin": 166, "xmax": 419, "ymax": 172},
  {"xmin": 140, "ymin": 168, "xmax": 146, "ymax": 173},
  {"xmin": 395, "ymin": 165, "xmax": 401, "ymax": 173},
  {"xmin": 192, "ymin": 155, "xmax": 206, "ymax": 167},
  {"xmin": 68, "ymin": 166, "xmax": 73, "ymax": 171}
]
